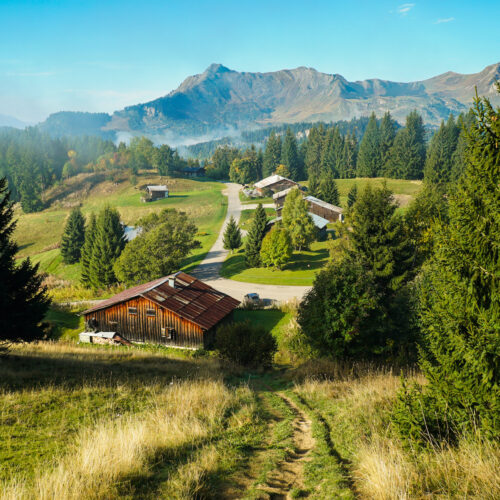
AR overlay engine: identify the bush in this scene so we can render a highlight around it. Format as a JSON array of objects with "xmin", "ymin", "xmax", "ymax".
[{"xmin": 214, "ymin": 321, "xmax": 277, "ymax": 368}]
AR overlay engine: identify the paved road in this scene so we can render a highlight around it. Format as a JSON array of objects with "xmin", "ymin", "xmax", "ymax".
[{"xmin": 191, "ymin": 183, "xmax": 311, "ymax": 303}]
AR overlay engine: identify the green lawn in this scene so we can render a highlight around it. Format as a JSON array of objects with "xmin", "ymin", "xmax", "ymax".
[
  {"xmin": 238, "ymin": 208, "xmax": 276, "ymax": 231},
  {"xmin": 221, "ymin": 239, "xmax": 328, "ymax": 286},
  {"xmin": 239, "ymin": 191, "xmax": 274, "ymax": 205},
  {"xmin": 16, "ymin": 173, "xmax": 227, "ymax": 285},
  {"xmin": 303, "ymin": 177, "xmax": 422, "ymax": 208}
]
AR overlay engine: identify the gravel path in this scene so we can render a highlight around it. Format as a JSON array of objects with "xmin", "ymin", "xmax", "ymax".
[{"xmin": 191, "ymin": 183, "xmax": 311, "ymax": 303}]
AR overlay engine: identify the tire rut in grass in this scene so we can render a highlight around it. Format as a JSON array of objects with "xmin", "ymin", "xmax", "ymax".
[{"xmin": 259, "ymin": 392, "xmax": 314, "ymax": 499}]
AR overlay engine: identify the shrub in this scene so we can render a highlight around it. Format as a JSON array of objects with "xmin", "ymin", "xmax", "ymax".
[{"xmin": 214, "ymin": 321, "xmax": 277, "ymax": 368}]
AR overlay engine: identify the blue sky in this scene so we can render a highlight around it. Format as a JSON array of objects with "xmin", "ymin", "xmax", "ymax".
[{"xmin": 1, "ymin": 0, "xmax": 499, "ymax": 123}]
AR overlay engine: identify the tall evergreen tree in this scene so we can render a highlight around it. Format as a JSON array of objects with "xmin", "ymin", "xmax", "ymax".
[
  {"xmin": 349, "ymin": 184, "xmax": 414, "ymax": 294},
  {"xmin": 245, "ymin": 203, "xmax": 267, "ymax": 268},
  {"xmin": 387, "ymin": 111, "xmax": 426, "ymax": 179},
  {"xmin": 282, "ymin": 188, "xmax": 316, "ymax": 251},
  {"xmin": 347, "ymin": 184, "xmax": 358, "ymax": 209},
  {"xmin": 319, "ymin": 171, "xmax": 340, "ymax": 206},
  {"xmin": 379, "ymin": 111, "xmax": 397, "ymax": 171},
  {"xmin": 223, "ymin": 216, "xmax": 242, "ymax": 253},
  {"xmin": 308, "ymin": 174, "xmax": 320, "ymax": 197},
  {"xmin": 88, "ymin": 206, "xmax": 126, "ymax": 288},
  {"xmin": 263, "ymin": 131, "xmax": 282, "ymax": 177},
  {"xmin": 60, "ymin": 207, "xmax": 86, "ymax": 264},
  {"xmin": 451, "ymin": 110, "xmax": 475, "ymax": 182},
  {"xmin": 305, "ymin": 126, "xmax": 324, "ymax": 178},
  {"xmin": 80, "ymin": 213, "xmax": 96, "ymax": 287},
  {"xmin": 0, "ymin": 177, "xmax": 50, "ymax": 342},
  {"xmin": 281, "ymin": 128, "xmax": 301, "ymax": 180},
  {"xmin": 340, "ymin": 131, "xmax": 358, "ymax": 178},
  {"xmin": 395, "ymin": 90, "xmax": 500, "ymax": 444},
  {"xmin": 424, "ymin": 115, "xmax": 460, "ymax": 184},
  {"xmin": 356, "ymin": 112, "xmax": 381, "ymax": 177}
]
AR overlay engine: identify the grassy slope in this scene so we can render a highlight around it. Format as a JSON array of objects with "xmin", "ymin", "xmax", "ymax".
[{"xmin": 15, "ymin": 174, "xmax": 227, "ymax": 283}]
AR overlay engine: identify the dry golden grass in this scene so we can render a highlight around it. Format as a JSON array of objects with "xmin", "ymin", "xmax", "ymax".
[
  {"xmin": 1, "ymin": 379, "xmax": 241, "ymax": 500},
  {"xmin": 295, "ymin": 372, "xmax": 499, "ymax": 499}
]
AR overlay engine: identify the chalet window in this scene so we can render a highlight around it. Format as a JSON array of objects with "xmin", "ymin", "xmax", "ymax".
[
  {"xmin": 146, "ymin": 308, "xmax": 156, "ymax": 317},
  {"xmin": 161, "ymin": 327, "xmax": 175, "ymax": 340},
  {"xmin": 128, "ymin": 307, "xmax": 138, "ymax": 315}
]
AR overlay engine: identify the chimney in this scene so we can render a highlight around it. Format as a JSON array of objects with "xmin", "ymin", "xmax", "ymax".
[{"xmin": 168, "ymin": 277, "xmax": 176, "ymax": 289}]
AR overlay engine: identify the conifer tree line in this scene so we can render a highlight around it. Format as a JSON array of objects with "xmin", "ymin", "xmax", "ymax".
[{"xmin": 204, "ymin": 109, "xmax": 473, "ymax": 189}]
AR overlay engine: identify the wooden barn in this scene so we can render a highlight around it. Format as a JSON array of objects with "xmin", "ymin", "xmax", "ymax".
[
  {"xmin": 143, "ymin": 185, "xmax": 169, "ymax": 202},
  {"xmin": 82, "ymin": 272, "xmax": 240, "ymax": 349},
  {"xmin": 304, "ymin": 195, "xmax": 344, "ymax": 222},
  {"xmin": 254, "ymin": 175, "xmax": 298, "ymax": 195}
]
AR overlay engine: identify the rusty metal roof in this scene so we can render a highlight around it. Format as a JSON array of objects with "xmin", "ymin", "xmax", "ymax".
[{"xmin": 83, "ymin": 272, "xmax": 240, "ymax": 330}]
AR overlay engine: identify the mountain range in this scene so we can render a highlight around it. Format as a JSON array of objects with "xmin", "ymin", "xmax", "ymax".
[{"xmin": 38, "ymin": 62, "xmax": 500, "ymax": 142}]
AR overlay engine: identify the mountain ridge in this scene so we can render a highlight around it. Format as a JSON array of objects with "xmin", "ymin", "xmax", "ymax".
[{"xmin": 38, "ymin": 62, "xmax": 500, "ymax": 141}]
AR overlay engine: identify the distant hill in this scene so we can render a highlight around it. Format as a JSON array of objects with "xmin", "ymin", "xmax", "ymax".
[
  {"xmin": 0, "ymin": 113, "xmax": 30, "ymax": 129},
  {"xmin": 37, "ymin": 111, "xmax": 115, "ymax": 139},
  {"xmin": 38, "ymin": 62, "xmax": 500, "ymax": 141}
]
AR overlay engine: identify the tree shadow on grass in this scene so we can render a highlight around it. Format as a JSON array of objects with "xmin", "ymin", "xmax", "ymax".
[{"xmin": 0, "ymin": 348, "xmax": 221, "ymax": 392}]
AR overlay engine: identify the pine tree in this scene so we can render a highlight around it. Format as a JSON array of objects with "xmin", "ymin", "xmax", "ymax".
[
  {"xmin": 88, "ymin": 206, "xmax": 126, "ymax": 288},
  {"xmin": 319, "ymin": 171, "xmax": 340, "ymax": 206},
  {"xmin": 245, "ymin": 204, "xmax": 267, "ymax": 268},
  {"xmin": 282, "ymin": 188, "xmax": 316, "ymax": 251},
  {"xmin": 395, "ymin": 90, "xmax": 500, "ymax": 444},
  {"xmin": 340, "ymin": 131, "xmax": 358, "ymax": 178},
  {"xmin": 305, "ymin": 126, "xmax": 324, "ymax": 178},
  {"xmin": 0, "ymin": 177, "xmax": 50, "ymax": 342},
  {"xmin": 223, "ymin": 216, "xmax": 242, "ymax": 253},
  {"xmin": 260, "ymin": 224, "xmax": 292, "ymax": 270},
  {"xmin": 356, "ymin": 112, "xmax": 381, "ymax": 177},
  {"xmin": 281, "ymin": 128, "xmax": 301, "ymax": 180},
  {"xmin": 60, "ymin": 207, "xmax": 86, "ymax": 264},
  {"xmin": 424, "ymin": 115, "xmax": 459, "ymax": 184},
  {"xmin": 379, "ymin": 111, "xmax": 396, "ymax": 172},
  {"xmin": 308, "ymin": 174, "xmax": 320, "ymax": 197},
  {"xmin": 387, "ymin": 111, "xmax": 426, "ymax": 179},
  {"xmin": 80, "ymin": 213, "xmax": 96, "ymax": 287},
  {"xmin": 349, "ymin": 185, "xmax": 414, "ymax": 294},
  {"xmin": 263, "ymin": 131, "xmax": 282, "ymax": 177},
  {"xmin": 347, "ymin": 184, "xmax": 358, "ymax": 208}
]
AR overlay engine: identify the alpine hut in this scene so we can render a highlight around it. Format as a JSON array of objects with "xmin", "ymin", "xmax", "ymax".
[
  {"xmin": 82, "ymin": 272, "xmax": 240, "ymax": 349},
  {"xmin": 143, "ymin": 185, "xmax": 169, "ymax": 202}
]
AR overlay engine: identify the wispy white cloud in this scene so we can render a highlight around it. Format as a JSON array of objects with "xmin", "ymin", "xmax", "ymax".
[
  {"xmin": 6, "ymin": 71, "xmax": 55, "ymax": 77},
  {"xmin": 434, "ymin": 17, "xmax": 455, "ymax": 24},
  {"xmin": 397, "ymin": 3, "xmax": 415, "ymax": 16}
]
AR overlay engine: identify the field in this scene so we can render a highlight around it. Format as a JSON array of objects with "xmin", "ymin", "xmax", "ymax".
[
  {"xmin": 14, "ymin": 172, "xmax": 227, "ymax": 284},
  {"xmin": 2, "ymin": 338, "xmax": 497, "ymax": 499},
  {"xmin": 238, "ymin": 208, "xmax": 276, "ymax": 231},
  {"xmin": 302, "ymin": 177, "xmax": 423, "ymax": 208},
  {"xmin": 221, "ymin": 240, "xmax": 329, "ymax": 286}
]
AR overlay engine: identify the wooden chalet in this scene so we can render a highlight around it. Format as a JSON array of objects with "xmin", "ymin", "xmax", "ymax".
[
  {"xmin": 182, "ymin": 166, "xmax": 205, "ymax": 177},
  {"xmin": 143, "ymin": 185, "xmax": 169, "ymax": 202},
  {"xmin": 254, "ymin": 175, "xmax": 298, "ymax": 195},
  {"xmin": 82, "ymin": 272, "xmax": 240, "ymax": 349},
  {"xmin": 305, "ymin": 195, "xmax": 344, "ymax": 222}
]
